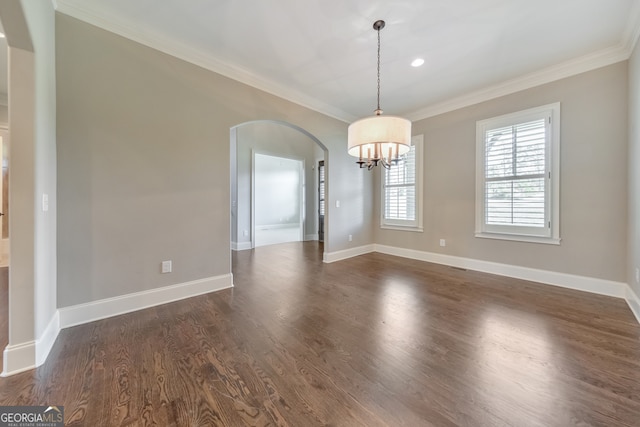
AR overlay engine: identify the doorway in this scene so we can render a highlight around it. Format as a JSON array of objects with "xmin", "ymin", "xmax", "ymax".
[
  {"xmin": 253, "ymin": 153, "xmax": 304, "ymax": 247},
  {"xmin": 0, "ymin": 128, "xmax": 7, "ymax": 267},
  {"xmin": 230, "ymin": 120, "xmax": 328, "ymax": 256},
  {"xmin": 318, "ymin": 160, "xmax": 325, "ymax": 243}
]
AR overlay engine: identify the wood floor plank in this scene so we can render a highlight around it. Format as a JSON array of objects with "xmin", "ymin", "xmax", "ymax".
[{"xmin": 0, "ymin": 242, "xmax": 639, "ymax": 426}]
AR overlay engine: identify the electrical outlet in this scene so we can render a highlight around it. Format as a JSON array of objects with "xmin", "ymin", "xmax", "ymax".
[
  {"xmin": 439, "ymin": 239, "xmax": 446, "ymax": 247},
  {"xmin": 161, "ymin": 260, "xmax": 172, "ymax": 274},
  {"xmin": 348, "ymin": 234, "xmax": 353, "ymax": 242}
]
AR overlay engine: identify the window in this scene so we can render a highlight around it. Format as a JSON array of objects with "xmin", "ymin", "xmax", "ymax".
[
  {"xmin": 382, "ymin": 134, "xmax": 423, "ymax": 231},
  {"xmin": 476, "ymin": 103, "xmax": 560, "ymax": 244}
]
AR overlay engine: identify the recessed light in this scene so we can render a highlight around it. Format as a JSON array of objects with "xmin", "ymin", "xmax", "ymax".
[
  {"xmin": 0, "ymin": 33, "xmax": 5, "ymax": 38},
  {"xmin": 411, "ymin": 58, "xmax": 425, "ymax": 67}
]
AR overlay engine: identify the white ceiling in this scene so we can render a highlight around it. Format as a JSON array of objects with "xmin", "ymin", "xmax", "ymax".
[{"xmin": 4, "ymin": 1, "xmax": 640, "ymax": 120}]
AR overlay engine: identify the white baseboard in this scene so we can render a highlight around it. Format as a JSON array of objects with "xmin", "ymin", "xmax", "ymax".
[
  {"xmin": 36, "ymin": 310, "xmax": 61, "ymax": 367},
  {"xmin": 323, "ymin": 244, "xmax": 374, "ymax": 263},
  {"xmin": 232, "ymin": 241, "xmax": 252, "ymax": 251},
  {"xmin": 305, "ymin": 234, "xmax": 319, "ymax": 241},
  {"xmin": 375, "ymin": 244, "xmax": 627, "ymax": 298},
  {"xmin": 59, "ymin": 274, "xmax": 234, "ymax": 329},
  {"xmin": 2, "ymin": 310, "xmax": 61, "ymax": 377},
  {"xmin": 2, "ymin": 341, "xmax": 36, "ymax": 377},
  {"xmin": 626, "ymin": 286, "xmax": 640, "ymax": 324}
]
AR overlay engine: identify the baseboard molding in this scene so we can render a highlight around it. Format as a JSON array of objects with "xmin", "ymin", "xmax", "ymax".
[
  {"xmin": 2, "ymin": 341, "xmax": 36, "ymax": 377},
  {"xmin": 305, "ymin": 234, "xmax": 319, "ymax": 241},
  {"xmin": 323, "ymin": 244, "xmax": 375, "ymax": 263},
  {"xmin": 36, "ymin": 310, "xmax": 61, "ymax": 367},
  {"xmin": 626, "ymin": 286, "xmax": 640, "ymax": 324},
  {"xmin": 232, "ymin": 241, "xmax": 252, "ymax": 251},
  {"xmin": 2, "ymin": 310, "xmax": 61, "ymax": 377},
  {"xmin": 375, "ymin": 244, "xmax": 627, "ymax": 298},
  {"xmin": 59, "ymin": 274, "xmax": 234, "ymax": 329}
]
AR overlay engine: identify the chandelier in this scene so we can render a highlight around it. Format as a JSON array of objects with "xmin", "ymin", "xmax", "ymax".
[{"xmin": 347, "ymin": 20, "xmax": 412, "ymax": 169}]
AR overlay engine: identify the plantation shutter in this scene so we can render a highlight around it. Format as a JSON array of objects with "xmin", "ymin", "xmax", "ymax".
[
  {"xmin": 384, "ymin": 146, "xmax": 416, "ymax": 221},
  {"xmin": 484, "ymin": 118, "xmax": 547, "ymax": 228}
]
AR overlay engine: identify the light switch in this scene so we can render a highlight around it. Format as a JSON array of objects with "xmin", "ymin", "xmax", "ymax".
[{"xmin": 42, "ymin": 194, "xmax": 49, "ymax": 212}]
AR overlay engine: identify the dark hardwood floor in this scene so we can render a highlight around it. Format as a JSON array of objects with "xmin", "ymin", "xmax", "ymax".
[
  {"xmin": 0, "ymin": 267, "xmax": 6, "ymax": 374},
  {"xmin": 0, "ymin": 242, "xmax": 639, "ymax": 426}
]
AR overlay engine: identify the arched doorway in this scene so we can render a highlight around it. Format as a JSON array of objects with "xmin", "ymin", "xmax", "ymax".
[{"xmin": 230, "ymin": 120, "xmax": 328, "ymax": 263}]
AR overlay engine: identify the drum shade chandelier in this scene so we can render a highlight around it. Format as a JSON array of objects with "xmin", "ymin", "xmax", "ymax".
[{"xmin": 348, "ymin": 20, "xmax": 412, "ymax": 169}]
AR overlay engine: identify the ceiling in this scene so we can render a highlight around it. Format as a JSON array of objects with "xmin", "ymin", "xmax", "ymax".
[{"xmin": 3, "ymin": 1, "xmax": 640, "ymax": 120}]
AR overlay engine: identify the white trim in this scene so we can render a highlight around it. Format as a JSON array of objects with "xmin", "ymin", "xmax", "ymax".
[
  {"xmin": 2, "ymin": 341, "xmax": 36, "ymax": 377},
  {"xmin": 54, "ymin": 1, "xmax": 355, "ymax": 123},
  {"xmin": 380, "ymin": 225, "xmax": 424, "ymax": 233},
  {"xmin": 59, "ymin": 274, "xmax": 233, "ymax": 329},
  {"xmin": 304, "ymin": 234, "xmax": 319, "ymax": 241},
  {"xmin": 623, "ymin": 0, "xmax": 640, "ymax": 54},
  {"xmin": 475, "ymin": 232, "xmax": 561, "ymax": 245},
  {"xmin": 35, "ymin": 310, "xmax": 60, "ymax": 367},
  {"xmin": 381, "ymin": 135, "xmax": 424, "ymax": 230},
  {"xmin": 232, "ymin": 241, "xmax": 253, "ymax": 251},
  {"xmin": 408, "ymin": 46, "xmax": 627, "ymax": 122},
  {"xmin": 475, "ymin": 103, "xmax": 560, "ymax": 243},
  {"xmin": 626, "ymin": 286, "xmax": 640, "ymax": 324},
  {"xmin": 323, "ymin": 244, "xmax": 374, "ymax": 263},
  {"xmin": 54, "ymin": 1, "xmax": 640, "ymax": 125},
  {"xmin": 1, "ymin": 311, "xmax": 61, "ymax": 376},
  {"xmin": 374, "ymin": 244, "xmax": 628, "ymax": 298}
]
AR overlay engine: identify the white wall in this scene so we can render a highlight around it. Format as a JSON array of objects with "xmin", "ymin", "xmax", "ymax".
[{"xmin": 254, "ymin": 153, "xmax": 302, "ymax": 227}]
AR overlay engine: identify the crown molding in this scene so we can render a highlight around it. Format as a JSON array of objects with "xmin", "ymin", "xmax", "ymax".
[
  {"xmin": 54, "ymin": 1, "xmax": 355, "ymax": 123},
  {"xmin": 406, "ymin": 44, "xmax": 629, "ymax": 122},
  {"xmin": 623, "ymin": 0, "xmax": 640, "ymax": 55},
  {"xmin": 56, "ymin": 0, "xmax": 640, "ymax": 125}
]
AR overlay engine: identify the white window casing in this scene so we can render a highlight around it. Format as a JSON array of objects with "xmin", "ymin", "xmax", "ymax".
[
  {"xmin": 475, "ymin": 103, "xmax": 560, "ymax": 244},
  {"xmin": 382, "ymin": 134, "xmax": 424, "ymax": 232}
]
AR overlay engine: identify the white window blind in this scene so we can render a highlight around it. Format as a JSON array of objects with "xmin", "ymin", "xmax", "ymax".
[
  {"xmin": 485, "ymin": 118, "xmax": 546, "ymax": 227},
  {"xmin": 384, "ymin": 146, "xmax": 416, "ymax": 221},
  {"xmin": 476, "ymin": 103, "xmax": 560, "ymax": 244},
  {"xmin": 318, "ymin": 162, "xmax": 325, "ymax": 216},
  {"xmin": 382, "ymin": 135, "xmax": 423, "ymax": 231}
]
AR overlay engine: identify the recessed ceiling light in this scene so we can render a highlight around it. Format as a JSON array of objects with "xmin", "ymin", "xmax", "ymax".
[{"xmin": 411, "ymin": 58, "xmax": 425, "ymax": 67}]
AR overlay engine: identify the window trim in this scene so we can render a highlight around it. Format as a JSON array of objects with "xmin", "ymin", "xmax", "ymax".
[
  {"xmin": 475, "ymin": 103, "xmax": 561, "ymax": 245},
  {"xmin": 381, "ymin": 134, "xmax": 424, "ymax": 232}
]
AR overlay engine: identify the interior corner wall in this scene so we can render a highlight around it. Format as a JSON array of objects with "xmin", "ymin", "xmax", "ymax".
[
  {"xmin": 375, "ymin": 62, "xmax": 628, "ymax": 283},
  {"xmin": 235, "ymin": 121, "xmax": 320, "ymax": 248},
  {"xmin": 0, "ymin": 105, "xmax": 7, "ymax": 125},
  {"xmin": 22, "ymin": 0, "xmax": 57, "ymax": 361},
  {"xmin": 629, "ymin": 41, "xmax": 640, "ymax": 296},
  {"xmin": 55, "ymin": 13, "xmax": 373, "ymax": 308}
]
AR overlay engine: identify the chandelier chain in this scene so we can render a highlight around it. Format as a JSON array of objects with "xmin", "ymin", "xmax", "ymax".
[{"xmin": 377, "ymin": 26, "xmax": 381, "ymax": 113}]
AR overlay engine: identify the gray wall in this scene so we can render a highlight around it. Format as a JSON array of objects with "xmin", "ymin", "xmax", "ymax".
[
  {"xmin": 0, "ymin": 104, "xmax": 7, "ymax": 125},
  {"xmin": 56, "ymin": 13, "xmax": 373, "ymax": 307},
  {"xmin": 630, "ymin": 41, "xmax": 640, "ymax": 295},
  {"xmin": 233, "ymin": 121, "xmax": 323, "ymax": 247},
  {"xmin": 0, "ymin": 0, "xmax": 56, "ymax": 367},
  {"xmin": 375, "ymin": 62, "xmax": 628, "ymax": 282},
  {"xmin": 23, "ymin": 0, "xmax": 57, "ymax": 356}
]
